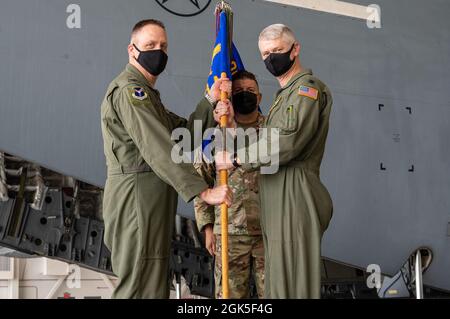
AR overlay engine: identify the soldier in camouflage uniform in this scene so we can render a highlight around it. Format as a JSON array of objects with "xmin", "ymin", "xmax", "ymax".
[{"xmin": 194, "ymin": 71, "xmax": 265, "ymax": 299}]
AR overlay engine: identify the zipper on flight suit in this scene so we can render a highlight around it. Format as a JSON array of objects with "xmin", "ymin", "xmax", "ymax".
[{"xmin": 267, "ymin": 95, "xmax": 283, "ymax": 122}]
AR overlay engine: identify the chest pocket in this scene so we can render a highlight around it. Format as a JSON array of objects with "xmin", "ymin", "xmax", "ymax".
[{"xmin": 280, "ymin": 104, "xmax": 299, "ymax": 133}]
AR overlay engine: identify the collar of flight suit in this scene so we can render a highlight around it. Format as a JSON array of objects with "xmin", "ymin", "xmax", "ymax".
[
  {"xmin": 125, "ymin": 63, "xmax": 160, "ymax": 96},
  {"xmin": 278, "ymin": 68, "xmax": 313, "ymax": 95},
  {"xmin": 267, "ymin": 68, "xmax": 313, "ymax": 118}
]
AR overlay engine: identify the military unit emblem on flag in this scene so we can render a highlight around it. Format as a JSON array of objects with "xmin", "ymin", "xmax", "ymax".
[
  {"xmin": 203, "ymin": 10, "xmax": 246, "ymax": 151},
  {"xmin": 206, "ymin": 11, "xmax": 245, "ymax": 94},
  {"xmin": 132, "ymin": 87, "xmax": 148, "ymax": 100},
  {"xmin": 298, "ymin": 85, "xmax": 318, "ymax": 100}
]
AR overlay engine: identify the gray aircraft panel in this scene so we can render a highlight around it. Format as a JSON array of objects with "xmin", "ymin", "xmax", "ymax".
[{"xmin": 1, "ymin": 0, "xmax": 450, "ymax": 290}]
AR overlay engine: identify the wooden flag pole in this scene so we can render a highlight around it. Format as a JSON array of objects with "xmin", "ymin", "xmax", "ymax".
[
  {"xmin": 219, "ymin": 71, "xmax": 230, "ymax": 299},
  {"xmin": 215, "ymin": 0, "xmax": 232, "ymax": 300}
]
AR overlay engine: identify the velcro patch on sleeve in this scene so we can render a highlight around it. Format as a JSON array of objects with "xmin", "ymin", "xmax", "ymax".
[
  {"xmin": 298, "ymin": 85, "xmax": 318, "ymax": 100},
  {"xmin": 131, "ymin": 87, "xmax": 148, "ymax": 101}
]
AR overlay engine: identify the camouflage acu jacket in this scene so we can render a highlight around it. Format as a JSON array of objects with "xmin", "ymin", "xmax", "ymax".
[{"xmin": 194, "ymin": 113, "xmax": 265, "ymax": 236}]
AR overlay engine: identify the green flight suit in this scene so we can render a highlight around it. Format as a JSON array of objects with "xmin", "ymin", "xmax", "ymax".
[
  {"xmin": 100, "ymin": 63, "xmax": 214, "ymax": 299},
  {"xmin": 242, "ymin": 69, "xmax": 333, "ymax": 299}
]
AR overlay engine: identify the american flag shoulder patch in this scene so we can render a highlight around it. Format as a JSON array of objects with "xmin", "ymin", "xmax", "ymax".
[{"xmin": 298, "ymin": 85, "xmax": 318, "ymax": 100}]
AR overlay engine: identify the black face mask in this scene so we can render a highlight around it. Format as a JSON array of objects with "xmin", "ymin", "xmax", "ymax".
[
  {"xmin": 264, "ymin": 44, "xmax": 295, "ymax": 77},
  {"xmin": 232, "ymin": 91, "xmax": 258, "ymax": 115},
  {"xmin": 133, "ymin": 44, "xmax": 168, "ymax": 76}
]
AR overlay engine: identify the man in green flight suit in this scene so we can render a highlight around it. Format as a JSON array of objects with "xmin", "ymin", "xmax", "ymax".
[
  {"xmin": 194, "ymin": 71, "xmax": 265, "ymax": 299},
  {"xmin": 215, "ymin": 24, "xmax": 333, "ymax": 299},
  {"xmin": 100, "ymin": 19, "xmax": 232, "ymax": 299}
]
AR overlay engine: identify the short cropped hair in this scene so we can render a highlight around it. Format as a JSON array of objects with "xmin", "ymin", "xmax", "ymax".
[
  {"xmin": 233, "ymin": 70, "xmax": 259, "ymax": 88},
  {"xmin": 132, "ymin": 19, "xmax": 165, "ymax": 38},
  {"xmin": 259, "ymin": 23, "xmax": 296, "ymax": 44}
]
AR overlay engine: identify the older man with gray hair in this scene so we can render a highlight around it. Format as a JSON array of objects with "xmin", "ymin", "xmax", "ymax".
[{"xmin": 215, "ymin": 24, "xmax": 333, "ymax": 298}]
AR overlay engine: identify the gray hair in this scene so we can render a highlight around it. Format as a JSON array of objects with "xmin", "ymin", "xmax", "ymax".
[{"xmin": 259, "ymin": 24, "xmax": 296, "ymax": 44}]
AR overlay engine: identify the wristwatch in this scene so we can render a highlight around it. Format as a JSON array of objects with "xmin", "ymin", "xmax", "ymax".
[{"xmin": 205, "ymin": 92, "xmax": 218, "ymax": 107}]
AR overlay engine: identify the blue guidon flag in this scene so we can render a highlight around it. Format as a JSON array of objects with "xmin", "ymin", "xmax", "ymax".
[
  {"xmin": 206, "ymin": 11, "xmax": 244, "ymax": 94},
  {"xmin": 203, "ymin": 11, "xmax": 245, "ymax": 153}
]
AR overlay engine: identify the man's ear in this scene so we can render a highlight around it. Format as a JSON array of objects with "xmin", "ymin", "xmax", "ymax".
[
  {"xmin": 127, "ymin": 44, "xmax": 133, "ymax": 56},
  {"xmin": 128, "ymin": 43, "xmax": 137, "ymax": 59},
  {"xmin": 293, "ymin": 42, "xmax": 301, "ymax": 57}
]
